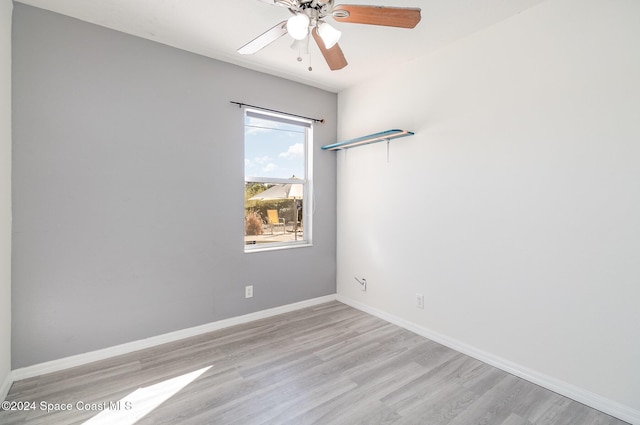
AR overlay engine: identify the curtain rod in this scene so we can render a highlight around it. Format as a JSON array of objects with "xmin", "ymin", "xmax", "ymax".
[{"xmin": 230, "ymin": 101, "xmax": 325, "ymax": 124}]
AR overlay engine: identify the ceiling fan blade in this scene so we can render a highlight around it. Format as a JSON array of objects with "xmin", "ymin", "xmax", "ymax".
[
  {"xmin": 238, "ymin": 20, "xmax": 288, "ymax": 55},
  {"xmin": 332, "ymin": 5, "xmax": 421, "ymax": 28},
  {"xmin": 312, "ymin": 27, "xmax": 348, "ymax": 71}
]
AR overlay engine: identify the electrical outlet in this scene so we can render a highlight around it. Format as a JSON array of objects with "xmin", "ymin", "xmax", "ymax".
[
  {"xmin": 416, "ymin": 293, "xmax": 424, "ymax": 309},
  {"xmin": 245, "ymin": 285, "xmax": 253, "ymax": 298}
]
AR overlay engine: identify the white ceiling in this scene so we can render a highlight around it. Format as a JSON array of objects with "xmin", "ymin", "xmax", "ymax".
[{"xmin": 16, "ymin": 0, "xmax": 548, "ymax": 93}]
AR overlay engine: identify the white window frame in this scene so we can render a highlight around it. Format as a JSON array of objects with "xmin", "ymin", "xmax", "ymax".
[{"xmin": 244, "ymin": 108, "xmax": 313, "ymax": 252}]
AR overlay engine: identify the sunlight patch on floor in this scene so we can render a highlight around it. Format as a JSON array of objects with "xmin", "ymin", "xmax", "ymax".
[{"xmin": 83, "ymin": 366, "xmax": 212, "ymax": 425}]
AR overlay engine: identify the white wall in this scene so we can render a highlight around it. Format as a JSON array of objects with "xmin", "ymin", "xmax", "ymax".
[
  {"xmin": 337, "ymin": 0, "xmax": 640, "ymax": 421},
  {"xmin": 0, "ymin": 0, "xmax": 12, "ymax": 401}
]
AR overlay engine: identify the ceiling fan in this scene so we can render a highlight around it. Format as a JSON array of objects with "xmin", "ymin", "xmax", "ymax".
[{"xmin": 238, "ymin": 0, "xmax": 421, "ymax": 71}]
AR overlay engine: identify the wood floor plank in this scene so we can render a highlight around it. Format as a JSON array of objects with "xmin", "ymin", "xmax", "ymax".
[
  {"xmin": 461, "ymin": 363, "xmax": 510, "ymax": 396},
  {"xmin": 380, "ymin": 353, "xmax": 476, "ymax": 411},
  {"xmin": 0, "ymin": 301, "xmax": 630, "ymax": 425},
  {"xmin": 500, "ymin": 413, "xmax": 535, "ymax": 425},
  {"xmin": 391, "ymin": 381, "xmax": 479, "ymax": 425},
  {"xmin": 281, "ymin": 361, "xmax": 424, "ymax": 425}
]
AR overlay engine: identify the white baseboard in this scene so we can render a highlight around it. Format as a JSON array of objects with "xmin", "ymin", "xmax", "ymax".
[
  {"xmin": 12, "ymin": 294, "xmax": 336, "ymax": 382},
  {"xmin": 336, "ymin": 294, "xmax": 640, "ymax": 425},
  {"xmin": 1, "ymin": 370, "xmax": 12, "ymax": 401}
]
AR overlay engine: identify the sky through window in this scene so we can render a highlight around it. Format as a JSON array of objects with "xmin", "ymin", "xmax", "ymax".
[{"xmin": 244, "ymin": 115, "xmax": 305, "ymax": 179}]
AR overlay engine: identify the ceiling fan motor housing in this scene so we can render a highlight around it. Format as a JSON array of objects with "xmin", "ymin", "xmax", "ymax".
[{"xmin": 289, "ymin": 0, "xmax": 338, "ymax": 22}]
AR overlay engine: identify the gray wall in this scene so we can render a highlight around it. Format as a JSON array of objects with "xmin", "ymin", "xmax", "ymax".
[
  {"xmin": 12, "ymin": 4, "xmax": 337, "ymax": 368},
  {"xmin": 1, "ymin": 0, "xmax": 12, "ymax": 394}
]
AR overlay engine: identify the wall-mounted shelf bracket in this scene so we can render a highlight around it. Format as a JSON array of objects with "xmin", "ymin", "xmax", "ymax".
[{"xmin": 321, "ymin": 129, "xmax": 414, "ymax": 151}]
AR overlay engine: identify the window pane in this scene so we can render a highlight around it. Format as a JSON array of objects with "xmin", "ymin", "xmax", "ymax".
[
  {"xmin": 244, "ymin": 109, "xmax": 311, "ymax": 250},
  {"xmin": 244, "ymin": 182, "xmax": 305, "ymax": 246},
  {"xmin": 244, "ymin": 114, "xmax": 306, "ymax": 180}
]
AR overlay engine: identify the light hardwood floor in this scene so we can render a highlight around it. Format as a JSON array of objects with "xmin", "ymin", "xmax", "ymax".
[{"xmin": 1, "ymin": 301, "xmax": 629, "ymax": 424}]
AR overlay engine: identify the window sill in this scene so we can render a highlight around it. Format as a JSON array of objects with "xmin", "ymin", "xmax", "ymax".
[{"xmin": 244, "ymin": 242, "xmax": 313, "ymax": 254}]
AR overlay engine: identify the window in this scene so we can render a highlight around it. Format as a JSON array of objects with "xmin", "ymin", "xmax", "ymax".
[{"xmin": 244, "ymin": 108, "xmax": 312, "ymax": 251}]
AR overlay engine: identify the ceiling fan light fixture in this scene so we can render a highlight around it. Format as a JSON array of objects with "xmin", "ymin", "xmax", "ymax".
[
  {"xmin": 317, "ymin": 21, "xmax": 341, "ymax": 49},
  {"xmin": 287, "ymin": 13, "xmax": 310, "ymax": 40},
  {"xmin": 290, "ymin": 38, "xmax": 309, "ymax": 54}
]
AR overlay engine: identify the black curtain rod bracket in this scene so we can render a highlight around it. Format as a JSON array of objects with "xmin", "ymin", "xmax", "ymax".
[{"xmin": 230, "ymin": 101, "xmax": 325, "ymax": 124}]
